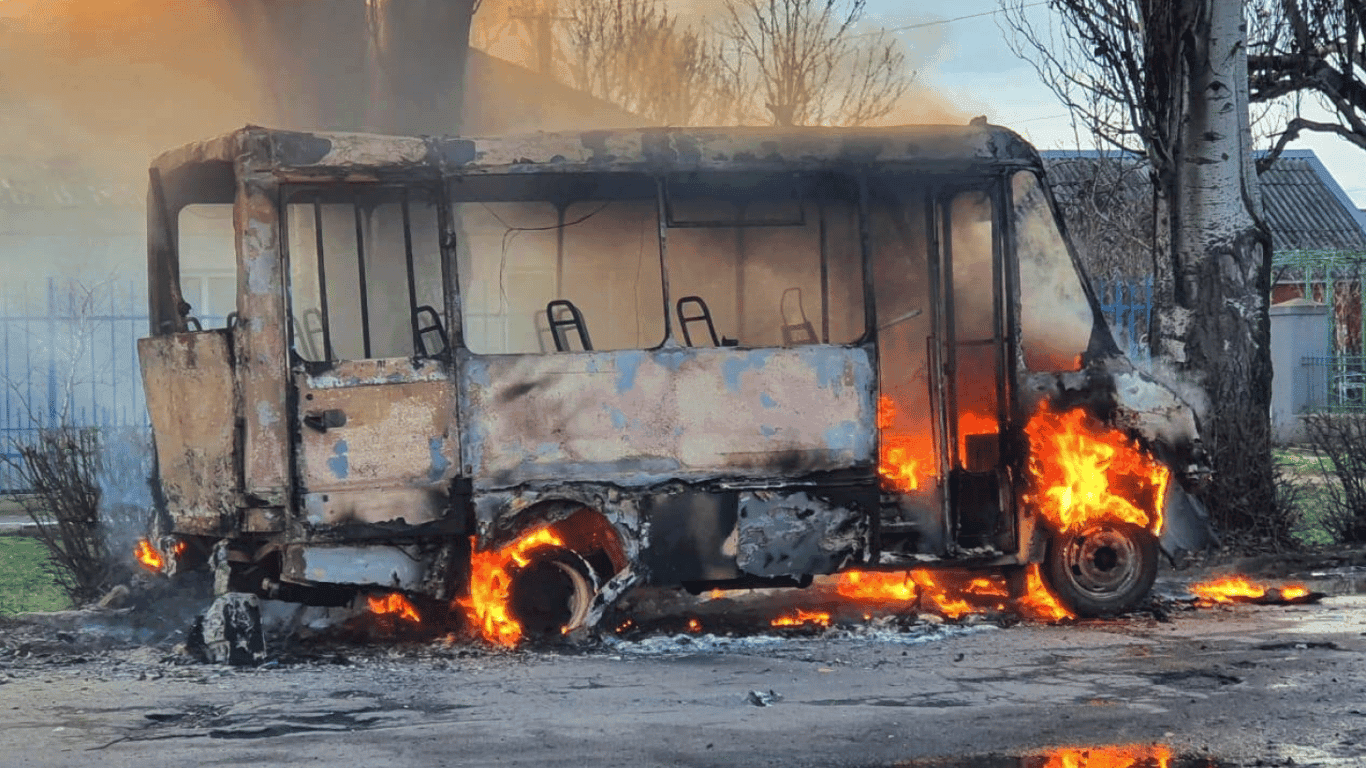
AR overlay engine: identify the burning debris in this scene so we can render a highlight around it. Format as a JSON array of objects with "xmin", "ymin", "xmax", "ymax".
[
  {"xmin": 769, "ymin": 609, "xmax": 831, "ymax": 628},
  {"xmin": 1027, "ymin": 744, "xmax": 1176, "ymax": 768},
  {"xmin": 134, "ymin": 539, "xmax": 163, "ymax": 572},
  {"xmin": 832, "ymin": 566, "xmax": 1073, "ymax": 623},
  {"xmin": 367, "ymin": 593, "xmax": 422, "ymax": 623},
  {"xmin": 1187, "ymin": 576, "xmax": 1320, "ymax": 606}
]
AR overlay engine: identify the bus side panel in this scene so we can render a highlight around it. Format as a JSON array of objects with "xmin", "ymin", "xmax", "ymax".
[
  {"xmin": 461, "ymin": 345, "xmax": 876, "ymax": 489},
  {"xmin": 293, "ymin": 359, "xmax": 458, "ymax": 531},
  {"xmin": 138, "ymin": 331, "xmax": 239, "ymax": 536}
]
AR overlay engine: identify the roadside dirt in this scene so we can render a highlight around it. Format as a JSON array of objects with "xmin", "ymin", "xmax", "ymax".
[{"xmin": 3, "ymin": 568, "xmax": 1365, "ymax": 768}]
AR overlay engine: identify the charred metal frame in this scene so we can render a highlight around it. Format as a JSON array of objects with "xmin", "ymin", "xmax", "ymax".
[{"xmin": 136, "ymin": 124, "xmax": 1207, "ymax": 615}]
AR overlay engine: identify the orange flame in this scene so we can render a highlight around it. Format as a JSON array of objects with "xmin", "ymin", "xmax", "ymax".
[
  {"xmin": 1189, "ymin": 575, "xmax": 1310, "ymax": 604},
  {"xmin": 1024, "ymin": 404, "xmax": 1170, "ymax": 535},
  {"xmin": 1280, "ymin": 585, "xmax": 1309, "ymax": 600},
  {"xmin": 877, "ymin": 396, "xmax": 934, "ymax": 492},
  {"xmin": 837, "ymin": 570, "xmax": 917, "ymax": 602},
  {"xmin": 770, "ymin": 609, "xmax": 831, "ymax": 628},
  {"xmin": 910, "ymin": 570, "xmax": 972, "ymax": 619},
  {"xmin": 457, "ymin": 528, "xmax": 566, "ymax": 647},
  {"xmin": 836, "ymin": 566, "xmax": 1074, "ymax": 622},
  {"xmin": 367, "ymin": 593, "xmax": 421, "ymax": 623},
  {"xmin": 1036, "ymin": 743, "xmax": 1172, "ymax": 768},
  {"xmin": 1189, "ymin": 575, "xmax": 1264, "ymax": 602},
  {"xmin": 686, "ymin": 618, "xmax": 702, "ymax": 633},
  {"xmin": 134, "ymin": 538, "xmax": 163, "ymax": 571},
  {"xmin": 1018, "ymin": 564, "xmax": 1076, "ymax": 622}
]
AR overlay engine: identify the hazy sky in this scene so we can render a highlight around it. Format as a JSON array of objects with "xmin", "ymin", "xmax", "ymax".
[{"xmin": 871, "ymin": 0, "xmax": 1366, "ymax": 208}]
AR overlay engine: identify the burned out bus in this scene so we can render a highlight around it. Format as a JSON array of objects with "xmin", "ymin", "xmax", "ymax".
[{"xmin": 139, "ymin": 124, "xmax": 1210, "ymax": 642}]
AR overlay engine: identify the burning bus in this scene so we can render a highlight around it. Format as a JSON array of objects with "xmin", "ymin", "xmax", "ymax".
[{"xmin": 138, "ymin": 123, "xmax": 1211, "ymax": 643}]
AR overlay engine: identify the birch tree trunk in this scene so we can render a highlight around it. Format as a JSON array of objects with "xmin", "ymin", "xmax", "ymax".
[{"xmin": 1156, "ymin": 0, "xmax": 1277, "ymax": 535}]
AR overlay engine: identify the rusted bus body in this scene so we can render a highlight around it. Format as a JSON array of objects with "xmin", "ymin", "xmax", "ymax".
[{"xmin": 139, "ymin": 124, "xmax": 1208, "ymax": 625}]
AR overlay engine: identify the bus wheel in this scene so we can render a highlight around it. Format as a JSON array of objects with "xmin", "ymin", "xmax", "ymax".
[
  {"xmin": 1043, "ymin": 522, "xmax": 1157, "ymax": 617},
  {"xmin": 507, "ymin": 546, "xmax": 598, "ymax": 637}
]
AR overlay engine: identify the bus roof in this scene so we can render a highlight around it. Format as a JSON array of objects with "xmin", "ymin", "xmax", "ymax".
[{"xmin": 151, "ymin": 123, "xmax": 1044, "ymax": 183}]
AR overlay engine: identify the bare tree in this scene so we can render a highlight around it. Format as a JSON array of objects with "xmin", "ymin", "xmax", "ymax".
[
  {"xmin": 720, "ymin": 0, "xmax": 911, "ymax": 126},
  {"xmin": 473, "ymin": 0, "xmax": 913, "ymax": 127},
  {"xmin": 1003, "ymin": 0, "xmax": 1279, "ymax": 540},
  {"xmin": 1247, "ymin": 0, "xmax": 1366, "ymax": 168},
  {"xmin": 1046, "ymin": 154, "xmax": 1160, "ymax": 281},
  {"xmin": 561, "ymin": 0, "xmax": 734, "ymax": 125}
]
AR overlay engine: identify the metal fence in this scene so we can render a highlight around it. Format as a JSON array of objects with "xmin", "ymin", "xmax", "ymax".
[
  {"xmin": 1301, "ymin": 354, "xmax": 1366, "ymax": 412},
  {"xmin": 1094, "ymin": 277, "xmax": 1153, "ymax": 361},
  {"xmin": 0, "ymin": 279, "xmax": 151, "ymax": 492}
]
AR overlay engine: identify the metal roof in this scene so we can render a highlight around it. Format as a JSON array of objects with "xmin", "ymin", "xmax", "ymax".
[
  {"xmin": 1041, "ymin": 149, "xmax": 1366, "ymax": 256},
  {"xmin": 1258, "ymin": 150, "xmax": 1366, "ymax": 253}
]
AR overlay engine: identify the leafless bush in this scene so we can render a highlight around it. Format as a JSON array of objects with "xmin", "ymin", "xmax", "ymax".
[
  {"xmin": 3, "ymin": 427, "xmax": 115, "ymax": 604},
  {"xmin": 1304, "ymin": 412, "xmax": 1366, "ymax": 543}
]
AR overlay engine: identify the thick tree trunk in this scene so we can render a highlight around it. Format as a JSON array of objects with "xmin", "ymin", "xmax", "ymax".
[
  {"xmin": 1155, "ymin": 0, "xmax": 1278, "ymax": 537},
  {"xmin": 222, "ymin": 0, "xmax": 475, "ymax": 135}
]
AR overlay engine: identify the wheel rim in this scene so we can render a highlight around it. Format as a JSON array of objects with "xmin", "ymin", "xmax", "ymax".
[{"xmin": 1058, "ymin": 524, "xmax": 1144, "ymax": 601}]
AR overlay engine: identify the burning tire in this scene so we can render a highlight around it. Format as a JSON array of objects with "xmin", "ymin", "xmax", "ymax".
[
  {"xmin": 506, "ymin": 546, "xmax": 598, "ymax": 638},
  {"xmin": 1043, "ymin": 522, "xmax": 1157, "ymax": 617}
]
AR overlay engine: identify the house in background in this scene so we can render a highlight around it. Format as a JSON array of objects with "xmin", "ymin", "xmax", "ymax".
[{"xmin": 1262, "ymin": 150, "xmax": 1366, "ymax": 358}]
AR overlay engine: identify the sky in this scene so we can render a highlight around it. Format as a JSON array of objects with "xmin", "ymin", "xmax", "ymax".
[{"xmin": 870, "ymin": 0, "xmax": 1366, "ymax": 209}]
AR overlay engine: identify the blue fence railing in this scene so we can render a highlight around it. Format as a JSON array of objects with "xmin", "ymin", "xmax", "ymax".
[
  {"xmin": 1094, "ymin": 277, "xmax": 1154, "ymax": 361},
  {"xmin": 0, "ymin": 279, "xmax": 151, "ymax": 493}
]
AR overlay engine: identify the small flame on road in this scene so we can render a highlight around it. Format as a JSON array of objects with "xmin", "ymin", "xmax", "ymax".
[
  {"xmin": 367, "ymin": 592, "xmax": 421, "ymax": 623},
  {"xmin": 770, "ymin": 609, "xmax": 831, "ymax": 628},
  {"xmin": 1189, "ymin": 575, "xmax": 1311, "ymax": 604},
  {"xmin": 1034, "ymin": 744, "xmax": 1173, "ymax": 768}
]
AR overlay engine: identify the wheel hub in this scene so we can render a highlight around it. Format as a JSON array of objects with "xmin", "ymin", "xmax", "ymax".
[{"xmin": 1063, "ymin": 525, "xmax": 1142, "ymax": 597}]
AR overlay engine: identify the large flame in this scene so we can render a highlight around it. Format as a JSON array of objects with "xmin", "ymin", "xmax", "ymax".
[
  {"xmin": 877, "ymin": 395, "xmax": 934, "ymax": 492},
  {"xmin": 1024, "ymin": 403, "xmax": 1170, "ymax": 535},
  {"xmin": 1035, "ymin": 744, "xmax": 1172, "ymax": 768},
  {"xmin": 457, "ymin": 528, "xmax": 566, "ymax": 647}
]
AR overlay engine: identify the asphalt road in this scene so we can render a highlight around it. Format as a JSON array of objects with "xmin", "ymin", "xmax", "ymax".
[{"xmin": 2, "ymin": 593, "xmax": 1364, "ymax": 767}]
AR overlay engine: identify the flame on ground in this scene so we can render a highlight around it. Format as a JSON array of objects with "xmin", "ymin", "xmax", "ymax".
[
  {"xmin": 1033, "ymin": 744, "xmax": 1173, "ymax": 768},
  {"xmin": 367, "ymin": 592, "xmax": 421, "ymax": 623},
  {"xmin": 1018, "ymin": 564, "xmax": 1075, "ymax": 622},
  {"xmin": 835, "ymin": 565, "xmax": 1075, "ymax": 622},
  {"xmin": 837, "ymin": 570, "xmax": 917, "ymax": 602},
  {"xmin": 134, "ymin": 538, "xmax": 163, "ymax": 571},
  {"xmin": 1189, "ymin": 575, "xmax": 1310, "ymax": 604},
  {"xmin": 771, "ymin": 609, "xmax": 831, "ymax": 628},
  {"xmin": 1025, "ymin": 403, "xmax": 1170, "ymax": 535},
  {"xmin": 456, "ymin": 528, "xmax": 566, "ymax": 647}
]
